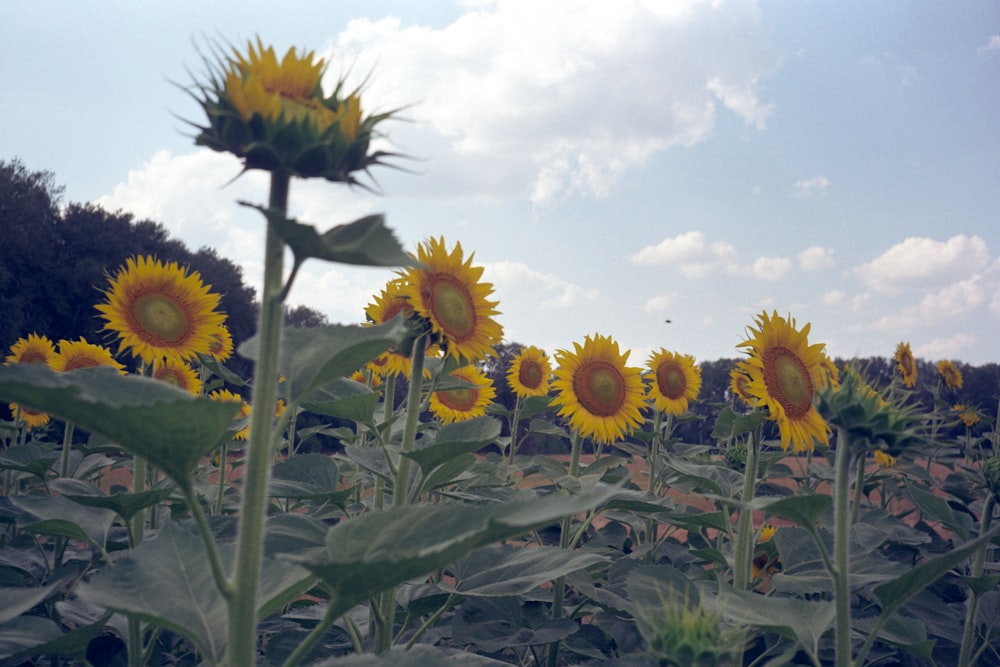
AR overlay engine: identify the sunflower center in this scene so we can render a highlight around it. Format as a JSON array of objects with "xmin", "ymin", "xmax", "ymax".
[
  {"xmin": 133, "ymin": 294, "xmax": 190, "ymax": 344},
  {"xmin": 158, "ymin": 370, "xmax": 184, "ymax": 388},
  {"xmin": 762, "ymin": 346, "xmax": 814, "ymax": 419},
  {"xmin": 18, "ymin": 350, "xmax": 49, "ymax": 364},
  {"xmin": 900, "ymin": 356, "xmax": 914, "ymax": 375},
  {"xmin": 437, "ymin": 387, "xmax": 478, "ymax": 413},
  {"xmin": 64, "ymin": 356, "xmax": 101, "ymax": 371},
  {"xmin": 518, "ymin": 360, "xmax": 544, "ymax": 390},
  {"xmin": 574, "ymin": 361, "xmax": 626, "ymax": 417},
  {"xmin": 426, "ymin": 276, "xmax": 476, "ymax": 342},
  {"xmin": 656, "ymin": 363, "xmax": 687, "ymax": 400}
]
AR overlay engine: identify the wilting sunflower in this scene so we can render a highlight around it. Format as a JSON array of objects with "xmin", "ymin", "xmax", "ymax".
[
  {"xmin": 894, "ymin": 342, "xmax": 917, "ymax": 388},
  {"xmin": 399, "ymin": 238, "xmax": 503, "ymax": 363},
  {"xmin": 737, "ymin": 311, "xmax": 833, "ymax": 453},
  {"xmin": 507, "ymin": 346, "xmax": 552, "ymax": 399},
  {"xmin": 206, "ymin": 325, "xmax": 234, "ymax": 362},
  {"xmin": 936, "ymin": 360, "xmax": 963, "ymax": 390},
  {"xmin": 210, "ymin": 389, "xmax": 252, "ymax": 440},
  {"xmin": 50, "ymin": 338, "xmax": 125, "ymax": 374},
  {"xmin": 646, "ymin": 349, "xmax": 702, "ymax": 415},
  {"xmin": 192, "ymin": 37, "xmax": 393, "ymax": 182},
  {"xmin": 6, "ymin": 333, "xmax": 57, "ymax": 427},
  {"xmin": 429, "ymin": 365, "xmax": 496, "ymax": 424},
  {"xmin": 152, "ymin": 357, "xmax": 203, "ymax": 395},
  {"xmin": 97, "ymin": 256, "xmax": 227, "ymax": 364},
  {"xmin": 551, "ymin": 333, "xmax": 645, "ymax": 445}
]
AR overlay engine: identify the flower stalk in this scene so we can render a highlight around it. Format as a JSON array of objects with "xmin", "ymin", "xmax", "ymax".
[
  {"xmin": 958, "ymin": 494, "xmax": 996, "ymax": 667},
  {"xmin": 733, "ymin": 426, "xmax": 761, "ymax": 591},
  {"xmin": 227, "ymin": 170, "xmax": 290, "ymax": 666},
  {"xmin": 834, "ymin": 427, "xmax": 853, "ymax": 667}
]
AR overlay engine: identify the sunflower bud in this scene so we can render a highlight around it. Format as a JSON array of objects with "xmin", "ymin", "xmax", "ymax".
[
  {"xmin": 190, "ymin": 38, "xmax": 398, "ymax": 183},
  {"xmin": 636, "ymin": 594, "xmax": 744, "ymax": 667}
]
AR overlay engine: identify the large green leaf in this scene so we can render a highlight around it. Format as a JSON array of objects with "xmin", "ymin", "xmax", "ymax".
[
  {"xmin": 300, "ymin": 378, "xmax": 380, "ymax": 425},
  {"xmin": 0, "ymin": 365, "xmax": 240, "ymax": 491},
  {"xmin": 240, "ymin": 320, "xmax": 408, "ymax": 406},
  {"xmin": 291, "ymin": 485, "xmax": 621, "ymax": 618},
  {"xmin": 13, "ymin": 495, "xmax": 116, "ymax": 549},
  {"xmin": 402, "ymin": 417, "xmax": 501, "ymax": 474},
  {"xmin": 906, "ymin": 481, "xmax": 971, "ymax": 541},
  {"xmin": 0, "ymin": 444, "xmax": 57, "ymax": 478},
  {"xmin": 49, "ymin": 478, "xmax": 175, "ymax": 522},
  {"xmin": 748, "ymin": 493, "xmax": 832, "ymax": 529},
  {"xmin": 443, "ymin": 545, "xmax": 607, "ymax": 597},
  {"xmin": 77, "ymin": 520, "xmax": 315, "ymax": 663},
  {"xmin": 269, "ymin": 453, "xmax": 341, "ymax": 500},
  {"xmin": 0, "ymin": 616, "xmax": 63, "ymax": 661},
  {"xmin": 243, "ymin": 203, "xmax": 412, "ymax": 267},
  {"xmin": 0, "ymin": 577, "xmax": 72, "ymax": 625}
]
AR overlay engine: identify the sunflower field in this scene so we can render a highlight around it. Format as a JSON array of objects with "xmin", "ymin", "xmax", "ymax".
[{"xmin": 1, "ymin": 39, "xmax": 999, "ymax": 667}]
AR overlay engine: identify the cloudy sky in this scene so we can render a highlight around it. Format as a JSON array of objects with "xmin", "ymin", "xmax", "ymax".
[{"xmin": 4, "ymin": 1, "xmax": 999, "ymax": 366}]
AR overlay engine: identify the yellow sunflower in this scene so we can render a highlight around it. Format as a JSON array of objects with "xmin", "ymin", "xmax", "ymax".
[
  {"xmin": 6, "ymin": 333, "xmax": 57, "ymax": 428},
  {"xmin": 737, "ymin": 311, "xmax": 833, "ymax": 453},
  {"xmin": 936, "ymin": 360, "xmax": 963, "ymax": 390},
  {"xmin": 428, "ymin": 365, "xmax": 496, "ymax": 424},
  {"xmin": 206, "ymin": 324, "xmax": 234, "ymax": 362},
  {"xmin": 506, "ymin": 346, "xmax": 552, "ymax": 399},
  {"xmin": 6, "ymin": 333, "xmax": 56, "ymax": 365},
  {"xmin": 152, "ymin": 357, "xmax": 203, "ymax": 395},
  {"xmin": 96, "ymin": 256, "xmax": 227, "ymax": 364},
  {"xmin": 210, "ymin": 389, "xmax": 252, "ymax": 440},
  {"xmin": 759, "ymin": 524, "xmax": 777, "ymax": 543},
  {"xmin": 953, "ymin": 404, "xmax": 981, "ymax": 427},
  {"xmin": 873, "ymin": 450, "xmax": 897, "ymax": 469},
  {"xmin": 50, "ymin": 338, "xmax": 125, "ymax": 374},
  {"xmin": 729, "ymin": 363, "xmax": 756, "ymax": 406},
  {"xmin": 399, "ymin": 238, "xmax": 503, "ymax": 363},
  {"xmin": 894, "ymin": 342, "xmax": 917, "ymax": 388},
  {"xmin": 365, "ymin": 279, "xmax": 429, "ymax": 378},
  {"xmin": 646, "ymin": 349, "xmax": 702, "ymax": 415},
  {"xmin": 551, "ymin": 333, "xmax": 645, "ymax": 445}
]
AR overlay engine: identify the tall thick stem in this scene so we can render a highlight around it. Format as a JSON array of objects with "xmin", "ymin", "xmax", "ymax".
[
  {"xmin": 958, "ymin": 495, "xmax": 996, "ymax": 667},
  {"xmin": 546, "ymin": 431, "xmax": 583, "ymax": 667},
  {"xmin": 227, "ymin": 172, "xmax": 290, "ymax": 667},
  {"xmin": 834, "ymin": 427, "xmax": 853, "ymax": 667},
  {"xmin": 733, "ymin": 428, "xmax": 761, "ymax": 590}
]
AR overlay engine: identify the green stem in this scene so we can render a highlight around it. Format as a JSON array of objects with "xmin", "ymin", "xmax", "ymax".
[
  {"xmin": 59, "ymin": 421, "xmax": 75, "ymax": 478},
  {"xmin": 227, "ymin": 171, "xmax": 290, "ymax": 667},
  {"xmin": 187, "ymin": 486, "xmax": 236, "ymax": 600},
  {"xmin": 281, "ymin": 598, "xmax": 339, "ymax": 667},
  {"xmin": 376, "ymin": 337, "xmax": 427, "ymax": 654},
  {"xmin": 546, "ymin": 431, "xmax": 583, "ymax": 667},
  {"xmin": 215, "ymin": 440, "xmax": 229, "ymax": 515},
  {"xmin": 127, "ymin": 617, "xmax": 143, "ymax": 667},
  {"xmin": 851, "ymin": 454, "xmax": 866, "ymax": 525},
  {"xmin": 733, "ymin": 426, "xmax": 761, "ymax": 591},
  {"xmin": 958, "ymin": 495, "xmax": 996, "ymax": 667},
  {"xmin": 506, "ymin": 395, "xmax": 524, "ymax": 465},
  {"xmin": 648, "ymin": 410, "xmax": 663, "ymax": 494},
  {"xmin": 130, "ymin": 456, "xmax": 146, "ymax": 546},
  {"xmin": 834, "ymin": 427, "xmax": 854, "ymax": 667}
]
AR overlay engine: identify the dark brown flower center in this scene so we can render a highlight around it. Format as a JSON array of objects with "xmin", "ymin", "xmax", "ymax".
[{"xmin": 573, "ymin": 360, "xmax": 626, "ymax": 417}]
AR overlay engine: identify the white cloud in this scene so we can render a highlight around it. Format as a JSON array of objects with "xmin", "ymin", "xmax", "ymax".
[
  {"xmin": 873, "ymin": 276, "xmax": 986, "ymax": 331},
  {"xmin": 914, "ymin": 333, "xmax": 977, "ymax": 360},
  {"xmin": 752, "ymin": 256, "xmax": 792, "ymax": 281},
  {"xmin": 484, "ymin": 261, "xmax": 599, "ymax": 310},
  {"xmin": 791, "ymin": 175, "xmax": 830, "ymax": 197},
  {"xmin": 328, "ymin": 0, "xmax": 780, "ymax": 203},
  {"xmin": 797, "ymin": 245, "xmax": 835, "ymax": 270},
  {"xmin": 631, "ymin": 231, "xmax": 739, "ymax": 278},
  {"xmin": 856, "ymin": 234, "xmax": 990, "ymax": 293},
  {"xmin": 821, "ymin": 289, "xmax": 845, "ymax": 306},
  {"xmin": 643, "ymin": 292, "xmax": 679, "ymax": 314},
  {"xmin": 977, "ymin": 35, "xmax": 1000, "ymax": 56}
]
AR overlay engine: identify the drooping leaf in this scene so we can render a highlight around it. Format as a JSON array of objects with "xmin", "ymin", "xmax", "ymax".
[
  {"xmin": 0, "ymin": 365, "xmax": 240, "ymax": 491},
  {"xmin": 301, "ymin": 378, "xmax": 380, "ymax": 425},
  {"xmin": 13, "ymin": 495, "xmax": 116, "ymax": 549},
  {"xmin": 269, "ymin": 453, "xmax": 340, "ymax": 500},
  {"xmin": 443, "ymin": 545, "xmax": 607, "ymax": 597},
  {"xmin": 402, "ymin": 417, "xmax": 501, "ymax": 474},
  {"xmin": 49, "ymin": 478, "xmax": 175, "ymax": 523},
  {"xmin": 906, "ymin": 481, "xmax": 971, "ymax": 541},
  {"xmin": 240, "ymin": 320, "xmax": 408, "ymax": 406},
  {"xmin": 291, "ymin": 485, "xmax": 621, "ymax": 619},
  {"xmin": 0, "ymin": 444, "xmax": 57, "ymax": 478},
  {"xmin": 748, "ymin": 494, "xmax": 832, "ymax": 529}
]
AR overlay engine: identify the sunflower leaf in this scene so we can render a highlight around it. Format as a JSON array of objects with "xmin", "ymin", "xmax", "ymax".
[
  {"xmin": 0, "ymin": 365, "xmax": 240, "ymax": 492},
  {"xmin": 240, "ymin": 202, "xmax": 412, "ymax": 267}
]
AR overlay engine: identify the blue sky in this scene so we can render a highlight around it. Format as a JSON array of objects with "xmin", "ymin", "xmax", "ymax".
[{"xmin": 3, "ymin": 1, "xmax": 999, "ymax": 366}]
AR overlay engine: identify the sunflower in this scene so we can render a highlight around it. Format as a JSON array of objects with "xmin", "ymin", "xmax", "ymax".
[
  {"xmin": 50, "ymin": 338, "xmax": 125, "ymax": 374},
  {"xmin": 365, "ymin": 279, "xmax": 429, "ymax": 378},
  {"xmin": 428, "ymin": 365, "xmax": 496, "ymax": 424},
  {"xmin": 894, "ymin": 342, "xmax": 917, "ymax": 388},
  {"xmin": 6, "ymin": 333, "xmax": 57, "ymax": 428},
  {"xmin": 646, "ymin": 349, "xmax": 702, "ymax": 415},
  {"xmin": 936, "ymin": 360, "xmax": 963, "ymax": 390},
  {"xmin": 737, "ymin": 311, "xmax": 833, "ymax": 453},
  {"xmin": 551, "ymin": 333, "xmax": 645, "ymax": 445},
  {"xmin": 873, "ymin": 450, "xmax": 897, "ymax": 468},
  {"xmin": 97, "ymin": 256, "xmax": 227, "ymax": 364},
  {"xmin": 206, "ymin": 324, "xmax": 234, "ymax": 362},
  {"xmin": 6, "ymin": 333, "xmax": 56, "ymax": 365},
  {"xmin": 210, "ymin": 388, "xmax": 252, "ymax": 440},
  {"xmin": 193, "ymin": 37, "xmax": 391, "ymax": 182},
  {"xmin": 759, "ymin": 524, "xmax": 777, "ymax": 543},
  {"xmin": 399, "ymin": 238, "xmax": 503, "ymax": 363},
  {"xmin": 729, "ymin": 363, "xmax": 755, "ymax": 406},
  {"xmin": 507, "ymin": 346, "xmax": 552, "ymax": 399},
  {"xmin": 953, "ymin": 404, "xmax": 981, "ymax": 428},
  {"xmin": 152, "ymin": 357, "xmax": 203, "ymax": 395}
]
